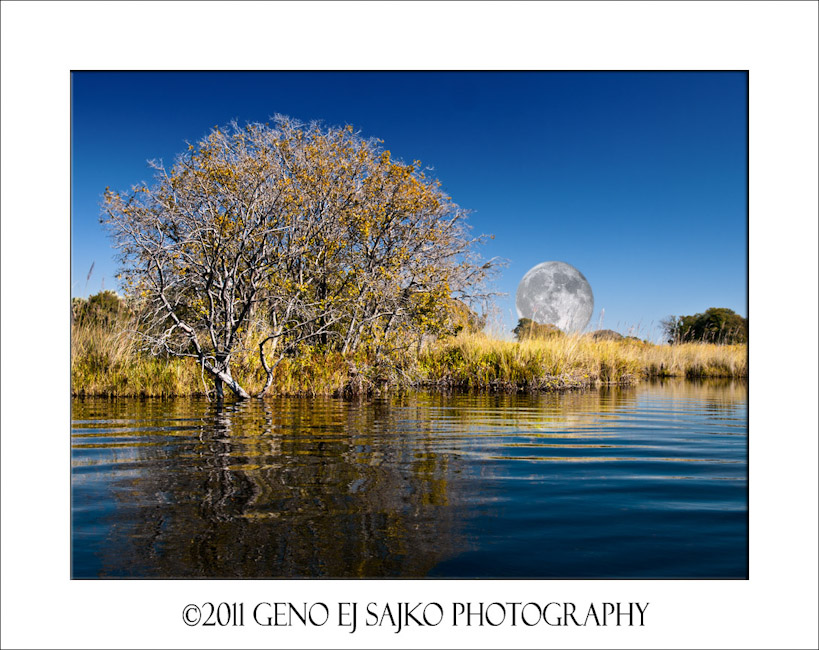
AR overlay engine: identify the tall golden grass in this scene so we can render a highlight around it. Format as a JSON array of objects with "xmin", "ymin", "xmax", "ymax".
[
  {"xmin": 419, "ymin": 332, "xmax": 747, "ymax": 390},
  {"xmin": 72, "ymin": 321, "xmax": 747, "ymax": 398},
  {"xmin": 71, "ymin": 317, "xmax": 360, "ymax": 398},
  {"xmin": 71, "ymin": 317, "xmax": 203, "ymax": 397}
]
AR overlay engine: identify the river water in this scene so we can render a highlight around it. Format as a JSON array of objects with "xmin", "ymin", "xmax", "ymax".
[{"xmin": 71, "ymin": 380, "xmax": 747, "ymax": 578}]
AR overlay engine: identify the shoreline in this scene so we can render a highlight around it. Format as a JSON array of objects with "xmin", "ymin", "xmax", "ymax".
[
  {"xmin": 72, "ymin": 299, "xmax": 748, "ymax": 400},
  {"xmin": 71, "ymin": 352, "xmax": 747, "ymax": 399},
  {"xmin": 71, "ymin": 375, "xmax": 748, "ymax": 400}
]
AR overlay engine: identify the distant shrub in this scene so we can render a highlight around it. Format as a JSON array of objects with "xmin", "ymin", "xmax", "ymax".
[
  {"xmin": 591, "ymin": 329, "xmax": 624, "ymax": 342},
  {"xmin": 513, "ymin": 318, "xmax": 563, "ymax": 341},
  {"xmin": 72, "ymin": 290, "xmax": 131, "ymax": 328}
]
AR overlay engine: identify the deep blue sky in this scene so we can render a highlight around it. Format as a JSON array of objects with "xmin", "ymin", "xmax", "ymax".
[{"xmin": 71, "ymin": 71, "xmax": 747, "ymax": 340}]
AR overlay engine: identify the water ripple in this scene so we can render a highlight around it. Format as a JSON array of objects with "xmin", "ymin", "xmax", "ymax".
[{"xmin": 72, "ymin": 379, "xmax": 747, "ymax": 578}]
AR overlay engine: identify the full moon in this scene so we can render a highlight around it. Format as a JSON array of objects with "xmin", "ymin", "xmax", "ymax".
[{"xmin": 515, "ymin": 261, "xmax": 594, "ymax": 332}]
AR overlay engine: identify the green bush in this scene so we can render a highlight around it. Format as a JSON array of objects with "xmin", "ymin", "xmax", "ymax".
[
  {"xmin": 513, "ymin": 318, "xmax": 563, "ymax": 341},
  {"xmin": 591, "ymin": 329, "xmax": 624, "ymax": 341},
  {"xmin": 662, "ymin": 307, "xmax": 747, "ymax": 344},
  {"xmin": 72, "ymin": 290, "xmax": 131, "ymax": 328}
]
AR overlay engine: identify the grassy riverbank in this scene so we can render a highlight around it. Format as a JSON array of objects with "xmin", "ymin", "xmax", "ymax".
[
  {"xmin": 420, "ymin": 333, "xmax": 746, "ymax": 390},
  {"xmin": 72, "ymin": 319, "xmax": 747, "ymax": 398}
]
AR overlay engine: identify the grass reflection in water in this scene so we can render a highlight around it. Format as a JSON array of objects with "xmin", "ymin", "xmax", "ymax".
[{"xmin": 72, "ymin": 379, "xmax": 747, "ymax": 578}]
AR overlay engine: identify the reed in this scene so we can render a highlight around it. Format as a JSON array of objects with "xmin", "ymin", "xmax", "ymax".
[{"xmin": 71, "ymin": 320, "xmax": 747, "ymax": 398}]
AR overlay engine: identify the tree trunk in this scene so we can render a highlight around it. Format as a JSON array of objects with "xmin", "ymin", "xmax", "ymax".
[
  {"xmin": 207, "ymin": 354, "xmax": 250, "ymax": 400},
  {"xmin": 218, "ymin": 370, "xmax": 250, "ymax": 399},
  {"xmin": 257, "ymin": 330, "xmax": 284, "ymax": 397}
]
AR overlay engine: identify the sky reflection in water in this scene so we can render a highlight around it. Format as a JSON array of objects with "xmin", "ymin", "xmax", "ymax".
[{"xmin": 72, "ymin": 379, "xmax": 747, "ymax": 578}]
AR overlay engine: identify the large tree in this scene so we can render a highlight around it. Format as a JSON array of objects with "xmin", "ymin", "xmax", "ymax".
[{"xmin": 104, "ymin": 117, "xmax": 495, "ymax": 398}]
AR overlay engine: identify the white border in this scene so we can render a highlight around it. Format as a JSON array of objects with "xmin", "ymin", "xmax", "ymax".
[{"xmin": 2, "ymin": 1, "xmax": 817, "ymax": 648}]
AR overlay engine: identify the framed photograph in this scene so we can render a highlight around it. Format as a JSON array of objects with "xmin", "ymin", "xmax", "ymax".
[{"xmin": 70, "ymin": 70, "xmax": 748, "ymax": 581}]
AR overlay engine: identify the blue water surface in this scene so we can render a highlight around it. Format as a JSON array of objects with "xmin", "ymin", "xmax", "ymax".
[{"xmin": 71, "ymin": 380, "xmax": 747, "ymax": 578}]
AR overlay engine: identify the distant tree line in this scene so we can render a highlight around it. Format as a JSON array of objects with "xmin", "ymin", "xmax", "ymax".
[
  {"xmin": 513, "ymin": 310, "xmax": 748, "ymax": 345},
  {"xmin": 513, "ymin": 319, "xmax": 647, "ymax": 344},
  {"xmin": 661, "ymin": 307, "xmax": 747, "ymax": 344}
]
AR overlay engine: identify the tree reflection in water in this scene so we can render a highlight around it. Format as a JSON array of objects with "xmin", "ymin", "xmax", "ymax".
[
  {"xmin": 71, "ymin": 380, "xmax": 747, "ymax": 578},
  {"xmin": 75, "ymin": 396, "xmax": 468, "ymax": 577}
]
